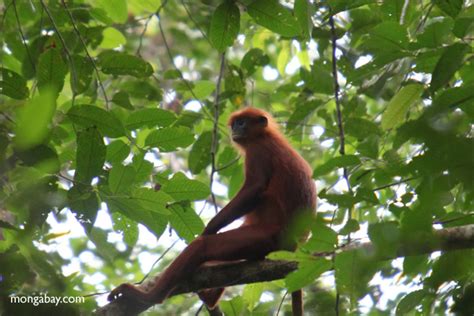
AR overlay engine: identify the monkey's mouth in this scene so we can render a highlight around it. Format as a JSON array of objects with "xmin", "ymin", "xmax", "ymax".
[{"xmin": 231, "ymin": 132, "xmax": 246, "ymax": 141}]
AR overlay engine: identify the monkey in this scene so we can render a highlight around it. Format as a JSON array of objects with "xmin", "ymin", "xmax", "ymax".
[{"xmin": 108, "ymin": 107, "xmax": 317, "ymax": 315}]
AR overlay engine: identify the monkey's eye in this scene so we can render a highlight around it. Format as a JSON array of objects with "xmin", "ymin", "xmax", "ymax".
[
  {"xmin": 257, "ymin": 116, "xmax": 268, "ymax": 126},
  {"xmin": 234, "ymin": 118, "xmax": 246, "ymax": 128}
]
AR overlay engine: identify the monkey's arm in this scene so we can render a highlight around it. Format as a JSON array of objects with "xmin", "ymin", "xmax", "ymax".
[{"xmin": 202, "ymin": 168, "xmax": 269, "ymax": 235}]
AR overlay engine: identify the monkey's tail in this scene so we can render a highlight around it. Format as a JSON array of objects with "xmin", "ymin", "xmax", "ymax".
[{"xmin": 291, "ymin": 290, "xmax": 303, "ymax": 316}]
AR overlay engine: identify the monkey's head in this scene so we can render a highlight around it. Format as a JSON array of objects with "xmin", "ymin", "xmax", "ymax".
[{"xmin": 228, "ymin": 108, "xmax": 276, "ymax": 144}]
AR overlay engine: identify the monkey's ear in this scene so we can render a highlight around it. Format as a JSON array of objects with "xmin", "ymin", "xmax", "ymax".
[{"xmin": 258, "ymin": 116, "xmax": 268, "ymax": 127}]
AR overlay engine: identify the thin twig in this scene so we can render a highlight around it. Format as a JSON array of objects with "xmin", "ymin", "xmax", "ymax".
[
  {"xmin": 372, "ymin": 177, "xmax": 417, "ymax": 191},
  {"xmin": 136, "ymin": 1, "xmax": 168, "ymax": 56},
  {"xmin": 61, "ymin": 0, "xmax": 109, "ymax": 108},
  {"xmin": 329, "ymin": 16, "xmax": 353, "ymax": 197},
  {"xmin": 329, "ymin": 14, "xmax": 350, "ymax": 316},
  {"xmin": 415, "ymin": 2, "xmax": 434, "ymax": 33},
  {"xmin": 136, "ymin": 13, "xmax": 154, "ymax": 56},
  {"xmin": 195, "ymin": 304, "xmax": 204, "ymax": 316},
  {"xmin": 275, "ymin": 290, "xmax": 288, "ymax": 316},
  {"xmin": 434, "ymin": 213, "xmax": 474, "ymax": 225},
  {"xmin": 138, "ymin": 239, "xmax": 179, "ymax": 284},
  {"xmin": 39, "ymin": 0, "xmax": 78, "ymax": 102},
  {"xmin": 209, "ymin": 53, "xmax": 226, "ymax": 213},
  {"xmin": 181, "ymin": 0, "xmax": 211, "ymax": 44},
  {"xmin": 156, "ymin": 9, "xmax": 228, "ymax": 135},
  {"xmin": 215, "ymin": 156, "xmax": 240, "ymax": 172},
  {"xmin": 12, "ymin": 0, "xmax": 35, "ymax": 73}
]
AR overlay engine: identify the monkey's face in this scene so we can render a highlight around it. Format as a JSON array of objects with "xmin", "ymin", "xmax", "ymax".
[{"xmin": 230, "ymin": 114, "xmax": 268, "ymax": 142}]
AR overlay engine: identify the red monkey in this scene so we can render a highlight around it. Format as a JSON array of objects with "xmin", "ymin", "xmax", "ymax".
[{"xmin": 108, "ymin": 108, "xmax": 317, "ymax": 315}]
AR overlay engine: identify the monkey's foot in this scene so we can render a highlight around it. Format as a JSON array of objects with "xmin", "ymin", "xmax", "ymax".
[
  {"xmin": 108, "ymin": 283, "xmax": 142, "ymax": 302},
  {"xmin": 108, "ymin": 282, "xmax": 169, "ymax": 304}
]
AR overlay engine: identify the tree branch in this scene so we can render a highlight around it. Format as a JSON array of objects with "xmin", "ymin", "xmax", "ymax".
[{"xmin": 96, "ymin": 224, "xmax": 474, "ymax": 316}]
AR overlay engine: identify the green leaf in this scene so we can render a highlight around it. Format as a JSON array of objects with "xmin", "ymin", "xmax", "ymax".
[
  {"xmin": 400, "ymin": 206, "xmax": 433, "ymax": 244},
  {"xmin": 128, "ymin": 0, "xmax": 162, "ymax": 13},
  {"xmin": 313, "ymin": 155, "xmax": 360, "ymax": 177},
  {"xmin": 355, "ymin": 188, "xmax": 379, "ymax": 204},
  {"xmin": 71, "ymin": 55, "xmax": 94, "ymax": 95},
  {"xmin": 106, "ymin": 140, "xmax": 130, "ymax": 164},
  {"xmin": 434, "ymin": 0, "xmax": 463, "ymax": 17},
  {"xmin": 112, "ymin": 213, "xmax": 138, "ymax": 247},
  {"xmin": 327, "ymin": 0, "xmax": 377, "ymax": 15},
  {"xmin": 103, "ymin": 193, "xmax": 168, "ymax": 237},
  {"xmin": 217, "ymin": 146, "xmax": 239, "ymax": 177},
  {"xmin": 300, "ymin": 65, "xmax": 333, "ymax": 94},
  {"xmin": 209, "ymin": 0, "xmax": 240, "ymax": 52},
  {"xmin": 145, "ymin": 126, "xmax": 194, "ymax": 152},
  {"xmin": 267, "ymin": 250, "xmax": 315, "ymax": 262},
  {"xmin": 68, "ymin": 185, "xmax": 99, "ymax": 231},
  {"xmin": 277, "ymin": 42, "xmax": 290, "ymax": 75},
  {"xmin": 304, "ymin": 223, "xmax": 338, "ymax": 252},
  {"xmin": 100, "ymin": 27, "xmax": 127, "ymax": 49},
  {"xmin": 132, "ymin": 154, "xmax": 154, "ymax": 183},
  {"xmin": 294, "ymin": 0, "xmax": 313, "ymax": 40},
  {"xmin": 96, "ymin": 0, "xmax": 128, "ymax": 23},
  {"xmin": 89, "ymin": 228, "xmax": 120, "ymax": 261},
  {"xmin": 287, "ymin": 101, "xmax": 320, "ymax": 131},
  {"xmin": 368, "ymin": 222, "xmax": 400, "ymax": 258},
  {"xmin": 121, "ymin": 80, "xmax": 162, "ymax": 101},
  {"xmin": 228, "ymin": 164, "xmax": 244, "ymax": 198},
  {"xmin": 335, "ymin": 249, "xmax": 379, "ymax": 300},
  {"xmin": 285, "ymin": 259, "xmax": 332, "ymax": 292},
  {"xmin": 220, "ymin": 296, "xmax": 244, "ymax": 316},
  {"xmin": 109, "ymin": 165, "xmax": 136, "ymax": 194},
  {"xmin": 241, "ymin": 48, "xmax": 270, "ymax": 76},
  {"xmin": 14, "ymin": 88, "xmax": 56, "ymax": 149},
  {"xmin": 242, "ymin": 283, "xmax": 264, "ymax": 311},
  {"xmin": 132, "ymin": 188, "xmax": 172, "ymax": 215},
  {"xmin": 319, "ymin": 191, "xmax": 357, "ymax": 209},
  {"xmin": 162, "ymin": 172, "xmax": 210, "ymax": 201},
  {"xmin": 339, "ymin": 219, "xmax": 360, "ymax": 235},
  {"xmin": 415, "ymin": 18, "xmax": 453, "ymax": 49},
  {"xmin": 403, "ymin": 255, "xmax": 429, "ymax": 276},
  {"xmin": 189, "ymin": 81, "xmax": 216, "ymax": 99},
  {"xmin": 125, "ymin": 108, "xmax": 176, "ymax": 130},
  {"xmin": 0, "ymin": 67, "xmax": 29, "ymax": 99},
  {"xmin": 247, "ymin": 0, "xmax": 301, "ymax": 37},
  {"xmin": 381, "ymin": 83, "xmax": 424, "ymax": 130},
  {"xmin": 188, "ymin": 131, "xmax": 213, "ymax": 174},
  {"xmin": 396, "ymin": 290, "xmax": 427, "ymax": 315},
  {"xmin": 37, "ymin": 48, "xmax": 68, "ymax": 95},
  {"xmin": 112, "ymin": 91, "xmax": 134, "ymax": 110},
  {"xmin": 430, "ymin": 43, "xmax": 470, "ymax": 93},
  {"xmin": 431, "ymin": 84, "xmax": 474, "ymax": 113},
  {"xmin": 363, "ymin": 21, "xmax": 408, "ymax": 52},
  {"xmin": 67, "ymin": 105, "xmax": 126, "ymax": 138},
  {"xmin": 169, "ymin": 204, "xmax": 205, "ymax": 243},
  {"xmin": 345, "ymin": 117, "xmax": 381, "ymax": 140},
  {"xmin": 98, "ymin": 51, "xmax": 153, "ymax": 78},
  {"xmin": 75, "ymin": 128, "xmax": 106, "ymax": 183},
  {"xmin": 426, "ymin": 251, "xmax": 474, "ymax": 289},
  {"xmin": 453, "ymin": 6, "xmax": 474, "ymax": 38},
  {"xmin": 174, "ymin": 111, "xmax": 203, "ymax": 128}
]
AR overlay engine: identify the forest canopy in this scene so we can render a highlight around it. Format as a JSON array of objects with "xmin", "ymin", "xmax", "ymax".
[{"xmin": 0, "ymin": 0, "xmax": 473, "ymax": 315}]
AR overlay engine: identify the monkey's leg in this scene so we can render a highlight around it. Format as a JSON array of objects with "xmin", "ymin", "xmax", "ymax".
[{"xmin": 108, "ymin": 224, "xmax": 281, "ymax": 304}]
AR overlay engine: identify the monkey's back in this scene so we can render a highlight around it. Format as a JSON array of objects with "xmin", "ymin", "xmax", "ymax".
[{"xmin": 244, "ymin": 134, "xmax": 316, "ymax": 227}]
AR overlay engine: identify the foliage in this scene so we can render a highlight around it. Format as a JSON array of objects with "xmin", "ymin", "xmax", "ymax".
[{"xmin": 0, "ymin": 0, "xmax": 473, "ymax": 315}]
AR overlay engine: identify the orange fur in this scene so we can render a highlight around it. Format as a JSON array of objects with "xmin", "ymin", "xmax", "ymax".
[{"xmin": 108, "ymin": 108, "xmax": 316, "ymax": 315}]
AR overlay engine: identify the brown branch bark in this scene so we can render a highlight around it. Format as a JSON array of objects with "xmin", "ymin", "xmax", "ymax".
[{"xmin": 96, "ymin": 224, "xmax": 474, "ymax": 316}]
